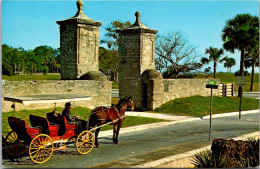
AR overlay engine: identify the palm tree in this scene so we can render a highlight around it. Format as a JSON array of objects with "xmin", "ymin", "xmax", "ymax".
[
  {"xmin": 222, "ymin": 57, "xmax": 236, "ymax": 73},
  {"xmin": 222, "ymin": 14, "xmax": 259, "ymax": 96},
  {"xmin": 245, "ymin": 46, "xmax": 259, "ymax": 91},
  {"xmin": 201, "ymin": 47, "xmax": 224, "ymax": 79}
]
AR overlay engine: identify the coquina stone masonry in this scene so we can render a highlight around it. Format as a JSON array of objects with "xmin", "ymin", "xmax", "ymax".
[
  {"xmin": 117, "ymin": 12, "xmax": 158, "ymax": 109},
  {"xmin": 57, "ymin": 0, "xmax": 102, "ymax": 80},
  {"xmin": 118, "ymin": 12, "xmax": 220, "ymax": 110},
  {"xmin": 2, "ymin": 80, "xmax": 111, "ymax": 112}
]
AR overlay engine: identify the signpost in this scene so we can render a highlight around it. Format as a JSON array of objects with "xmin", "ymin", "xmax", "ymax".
[
  {"xmin": 206, "ymin": 80, "xmax": 218, "ymax": 141},
  {"xmin": 236, "ymin": 76, "xmax": 246, "ymax": 119}
]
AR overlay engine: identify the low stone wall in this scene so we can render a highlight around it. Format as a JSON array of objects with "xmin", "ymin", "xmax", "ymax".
[
  {"xmin": 2, "ymin": 80, "xmax": 111, "ymax": 112},
  {"xmin": 163, "ymin": 79, "xmax": 220, "ymax": 104}
]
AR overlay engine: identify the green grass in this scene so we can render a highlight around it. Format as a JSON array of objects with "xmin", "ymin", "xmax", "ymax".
[
  {"xmin": 2, "ymin": 106, "xmax": 164, "ymax": 138},
  {"xmin": 195, "ymin": 73, "xmax": 259, "ymax": 92},
  {"xmin": 112, "ymin": 82, "xmax": 118, "ymax": 89},
  {"xmin": 154, "ymin": 96, "xmax": 259, "ymax": 117},
  {"xmin": 2, "ymin": 74, "xmax": 61, "ymax": 81}
]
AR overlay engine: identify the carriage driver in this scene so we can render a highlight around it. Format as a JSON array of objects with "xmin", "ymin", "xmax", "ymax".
[{"xmin": 62, "ymin": 102, "xmax": 88, "ymax": 134}]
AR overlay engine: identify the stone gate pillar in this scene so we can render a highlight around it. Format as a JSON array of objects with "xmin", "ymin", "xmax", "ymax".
[
  {"xmin": 57, "ymin": 0, "xmax": 102, "ymax": 80},
  {"xmin": 117, "ymin": 12, "xmax": 158, "ymax": 109}
]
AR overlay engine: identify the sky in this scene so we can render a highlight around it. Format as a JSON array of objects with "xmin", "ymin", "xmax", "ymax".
[{"xmin": 2, "ymin": 0, "xmax": 259, "ymax": 73}]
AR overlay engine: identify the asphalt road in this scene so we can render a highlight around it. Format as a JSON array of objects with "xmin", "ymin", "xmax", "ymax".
[
  {"xmin": 234, "ymin": 92, "xmax": 259, "ymax": 99},
  {"xmin": 2, "ymin": 113, "xmax": 259, "ymax": 168}
]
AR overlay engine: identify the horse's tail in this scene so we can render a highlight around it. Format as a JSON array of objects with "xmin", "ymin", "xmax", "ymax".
[{"xmin": 88, "ymin": 110, "xmax": 97, "ymax": 130}]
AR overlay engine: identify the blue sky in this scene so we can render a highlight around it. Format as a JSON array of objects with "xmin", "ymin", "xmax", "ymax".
[{"xmin": 2, "ymin": 0, "xmax": 259, "ymax": 73}]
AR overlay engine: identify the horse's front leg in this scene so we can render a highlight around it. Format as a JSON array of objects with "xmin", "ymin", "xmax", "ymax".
[
  {"xmin": 114, "ymin": 122, "xmax": 122, "ymax": 144},
  {"xmin": 95, "ymin": 127, "xmax": 101, "ymax": 148},
  {"xmin": 113, "ymin": 124, "xmax": 117, "ymax": 143}
]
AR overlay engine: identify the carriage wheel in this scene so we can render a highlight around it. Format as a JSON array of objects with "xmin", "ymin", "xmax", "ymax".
[
  {"xmin": 76, "ymin": 131, "xmax": 94, "ymax": 154},
  {"xmin": 29, "ymin": 134, "xmax": 53, "ymax": 164},
  {"xmin": 5, "ymin": 131, "xmax": 27, "ymax": 157}
]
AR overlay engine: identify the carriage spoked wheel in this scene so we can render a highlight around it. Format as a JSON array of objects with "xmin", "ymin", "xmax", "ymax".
[
  {"xmin": 76, "ymin": 131, "xmax": 94, "ymax": 154},
  {"xmin": 5, "ymin": 131, "xmax": 27, "ymax": 157},
  {"xmin": 29, "ymin": 134, "xmax": 53, "ymax": 164}
]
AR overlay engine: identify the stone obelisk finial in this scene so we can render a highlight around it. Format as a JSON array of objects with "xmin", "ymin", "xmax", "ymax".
[{"xmin": 77, "ymin": 0, "xmax": 83, "ymax": 11}]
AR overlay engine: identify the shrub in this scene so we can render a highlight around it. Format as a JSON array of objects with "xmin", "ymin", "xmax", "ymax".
[{"xmin": 191, "ymin": 149, "xmax": 227, "ymax": 168}]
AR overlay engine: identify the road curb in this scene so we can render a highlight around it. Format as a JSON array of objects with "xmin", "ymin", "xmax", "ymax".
[
  {"xmin": 98, "ymin": 109, "xmax": 259, "ymax": 138},
  {"xmin": 132, "ymin": 131, "xmax": 259, "ymax": 168}
]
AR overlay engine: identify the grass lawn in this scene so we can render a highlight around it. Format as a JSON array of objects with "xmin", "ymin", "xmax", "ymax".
[
  {"xmin": 2, "ymin": 74, "xmax": 61, "ymax": 81},
  {"xmin": 112, "ymin": 82, "xmax": 118, "ymax": 89},
  {"xmin": 154, "ymin": 96, "xmax": 259, "ymax": 117},
  {"xmin": 195, "ymin": 73, "xmax": 259, "ymax": 92},
  {"xmin": 2, "ymin": 106, "xmax": 164, "ymax": 138}
]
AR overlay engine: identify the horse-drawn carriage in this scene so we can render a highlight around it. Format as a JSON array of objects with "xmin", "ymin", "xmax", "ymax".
[
  {"xmin": 4, "ymin": 96, "xmax": 134, "ymax": 164},
  {"xmin": 5, "ymin": 113, "xmax": 94, "ymax": 163}
]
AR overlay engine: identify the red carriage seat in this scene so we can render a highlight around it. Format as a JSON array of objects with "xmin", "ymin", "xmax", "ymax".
[
  {"xmin": 47, "ymin": 112, "xmax": 77, "ymax": 137},
  {"xmin": 29, "ymin": 115, "xmax": 60, "ymax": 137},
  {"xmin": 8, "ymin": 116, "xmax": 41, "ymax": 143}
]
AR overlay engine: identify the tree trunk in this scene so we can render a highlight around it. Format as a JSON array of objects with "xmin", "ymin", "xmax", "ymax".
[
  {"xmin": 250, "ymin": 59, "xmax": 255, "ymax": 91},
  {"xmin": 238, "ymin": 49, "xmax": 245, "ymax": 97},
  {"xmin": 213, "ymin": 62, "xmax": 217, "ymax": 79}
]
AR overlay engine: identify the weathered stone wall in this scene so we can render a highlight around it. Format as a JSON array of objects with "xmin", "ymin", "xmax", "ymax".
[
  {"xmin": 77, "ymin": 24, "xmax": 99, "ymax": 76},
  {"xmin": 59, "ymin": 24, "xmax": 100, "ymax": 80},
  {"xmin": 2, "ymin": 80, "xmax": 111, "ymax": 112},
  {"xmin": 59, "ymin": 24, "xmax": 78, "ymax": 79},
  {"xmin": 140, "ymin": 33, "xmax": 156, "ymax": 73},
  {"xmin": 163, "ymin": 79, "xmax": 220, "ymax": 104},
  {"xmin": 118, "ymin": 31, "xmax": 156, "ymax": 109},
  {"xmin": 118, "ymin": 32, "xmax": 142, "ymax": 108}
]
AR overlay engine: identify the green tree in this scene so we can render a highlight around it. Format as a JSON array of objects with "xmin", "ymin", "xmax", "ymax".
[
  {"xmin": 221, "ymin": 57, "xmax": 236, "ymax": 73},
  {"xmin": 100, "ymin": 20, "xmax": 131, "ymax": 82},
  {"xmin": 222, "ymin": 13, "xmax": 259, "ymax": 96},
  {"xmin": 2, "ymin": 44, "xmax": 14, "ymax": 75},
  {"xmin": 244, "ymin": 45, "xmax": 259, "ymax": 91},
  {"xmin": 33, "ymin": 45, "xmax": 57, "ymax": 74},
  {"xmin": 201, "ymin": 47, "xmax": 225, "ymax": 79}
]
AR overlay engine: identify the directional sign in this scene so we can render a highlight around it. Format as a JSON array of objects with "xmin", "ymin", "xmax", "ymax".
[
  {"xmin": 206, "ymin": 84, "xmax": 218, "ymax": 89},
  {"xmin": 236, "ymin": 76, "xmax": 246, "ymax": 86},
  {"xmin": 208, "ymin": 80, "xmax": 218, "ymax": 85},
  {"xmin": 206, "ymin": 80, "xmax": 218, "ymax": 89}
]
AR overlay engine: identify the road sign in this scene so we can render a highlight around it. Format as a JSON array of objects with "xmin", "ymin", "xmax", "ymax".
[
  {"xmin": 208, "ymin": 80, "xmax": 218, "ymax": 85},
  {"xmin": 206, "ymin": 84, "xmax": 218, "ymax": 89},
  {"xmin": 206, "ymin": 80, "xmax": 218, "ymax": 89},
  {"xmin": 236, "ymin": 76, "xmax": 246, "ymax": 86}
]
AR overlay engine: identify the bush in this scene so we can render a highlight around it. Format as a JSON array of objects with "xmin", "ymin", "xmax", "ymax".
[
  {"xmin": 191, "ymin": 149, "xmax": 227, "ymax": 168},
  {"xmin": 235, "ymin": 70, "xmax": 249, "ymax": 76},
  {"xmin": 192, "ymin": 138, "xmax": 260, "ymax": 168}
]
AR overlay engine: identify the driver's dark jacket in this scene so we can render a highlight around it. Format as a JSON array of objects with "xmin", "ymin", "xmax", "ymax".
[{"xmin": 62, "ymin": 108, "xmax": 72, "ymax": 122}]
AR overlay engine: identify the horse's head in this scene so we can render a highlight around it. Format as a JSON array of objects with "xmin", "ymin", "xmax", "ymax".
[{"xmin": 126, "ymin": 96, "xmax": 134, "ymax": 111}]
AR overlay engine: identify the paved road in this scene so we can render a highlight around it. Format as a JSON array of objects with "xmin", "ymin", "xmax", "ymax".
[
  {"xmin": 113, "ymin": 90, "xmax": 259, "ymax": 99},
  {"xmin": 2, "ymin": 113, "xmax": 259, "ymax": 168},
  {"xmin": 234, "ymin": 92, "xmax": 259, "ymax": 99},
  {"xmin": 111, "ymin": 89, "xmax": 119, "ymax": 98}
]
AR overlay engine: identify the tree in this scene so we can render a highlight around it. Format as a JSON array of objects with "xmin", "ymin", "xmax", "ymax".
[
  {"xmin": 201, "ymin": 47, "xmax": 225, "ymax": 79},
  {"xmin": 33, "ymin": 45, "xmax": 57, "ymax": 74},
  {"xmin": 155, "ymin": 31, "xmax": 202, "ymax": 78},
  {"xmin": 100, "ymin": 20, "xmax": 131, "ymax": 82},
  {"xmin": 244, "ymin": 46, "xmax": 259, "ymax": 91},
  {"xmin": 100, "ymin": 20, "xmax": 131, "ymax": 50},
  {"xmin": 222, "ymin": 13, "xmax": 259, "ymax": 96},
  {"xmin": 221, "ymin": 57, "xmax": 236, "ymax": 73},
  {"xmin": 99, "ymin": 47, "xmax": 118, "ymax": 81},
  {"xmin": 2, "ymin": 44, "xmax": 14, "ymax": 75}
]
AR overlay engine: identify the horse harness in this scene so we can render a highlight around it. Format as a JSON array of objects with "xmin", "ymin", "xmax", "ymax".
[{"xmin": 91, "ymin": 106, "xmax": 122, "ymax": 121}]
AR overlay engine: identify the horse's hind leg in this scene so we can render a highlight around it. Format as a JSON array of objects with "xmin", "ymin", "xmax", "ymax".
[
  {"xmin": 113, "ymin": 124, "xmax": 117, "ymax": 143},
  {"xmin": 114, "ymin": 123, "xmax": 122, "ymax": 144},
  {"xmin": 95, "ymin": 127, "xmax": 101, "ymax": 148}
]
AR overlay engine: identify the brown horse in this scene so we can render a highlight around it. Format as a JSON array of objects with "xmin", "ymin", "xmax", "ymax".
[{"xmin": 88, "ymin": 96, "xmax": 134, "ymax": 148}]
